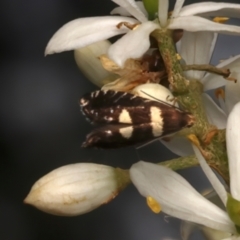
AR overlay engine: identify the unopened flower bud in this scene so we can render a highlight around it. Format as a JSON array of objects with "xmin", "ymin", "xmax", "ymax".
[
  {"xmin": 74, "ymin": 40, "xmax": 115, "ymax": 87},
  {"xmin": 132, "ymin": 83, "xmax": 177, "ymax": 106},
  {"xmin": 24, "ymin": 163, "xmax": 130, "ymax": 216}
]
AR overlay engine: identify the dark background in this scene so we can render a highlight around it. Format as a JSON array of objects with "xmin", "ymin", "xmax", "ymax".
[{"xmin": 1, "ymin": 0, "xmax": 240, "ymax": 240}]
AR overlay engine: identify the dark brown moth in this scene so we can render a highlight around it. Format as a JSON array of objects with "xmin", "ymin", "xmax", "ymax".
[{"xmin": 80, "ymin": 90, "xmax": 194, "ymax": 148}]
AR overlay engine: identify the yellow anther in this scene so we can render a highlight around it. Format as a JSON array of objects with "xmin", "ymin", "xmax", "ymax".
[
  {"xmin": 213, "ymin": 17, "xmax": 229, "ymax": 24},
  {"xmin": 168, "ymin": 11, "xmax": 173, "ymax": 17},
  {"xmin": 215, "ymin": 88, "xmax": 225, "ymax": 100},
  {"xmin": 176, "ymin": 53, "xmax": 181, "ymax": 60},
  {"xmin": 187, "ymin": 134, "xmax": 201, "ymax": 148},
  {"xmin": 146, "ymin": 196, "xmax": 161, "ymax": 213}
]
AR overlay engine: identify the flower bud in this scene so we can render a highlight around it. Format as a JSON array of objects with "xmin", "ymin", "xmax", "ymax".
[
  {"xmin": 132, "ymin": 83, "xmax": 178, "ymax": 106},
  {"xmin": 24, "ymin": 163, "xmax": 130, "ymax": 216},
  {"xmin": 74, "ymin": 40, "xmax": 115, "ymax": 87}
]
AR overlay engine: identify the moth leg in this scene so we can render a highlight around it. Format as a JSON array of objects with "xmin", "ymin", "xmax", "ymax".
[{"xmin": 166, "ymin": 95, "xmax": 178, "ymax": 106}]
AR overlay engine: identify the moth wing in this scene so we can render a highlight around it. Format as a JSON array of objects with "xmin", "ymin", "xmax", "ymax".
[
  {"xmin": 80, "ymin": 90, "xmax": 164, "ymax": 124},
  {"xmin": 82, "ymin": 122, "xmax": 163, "ymax": 148}
]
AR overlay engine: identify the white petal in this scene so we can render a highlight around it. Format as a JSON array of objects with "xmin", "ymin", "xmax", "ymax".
[
  {"xmin": 202, "ymin": 93, "xmax": 227, "ymax": 129},
  {"xmin": 192, "ymin": 144, "xmax": 228, "ymax": 206},
  {"xmin": 202, "ymin": 55, "xmax": 240, "ymax": 91},
  {"xmin": 179, "ymin": 2, "xmax": 240, "ymax": 19},
  {"xmin": 130, "ymin": 161, "xmax": 235, "ymax": 233},
  {"xmin": 179, "ymin": 31, "xmax": 217, "ymax": 80},
  {"xmin": 226, "ymin": 80, "xmax": 240, "ymax": 114},
  {"xmin": 24, "ymin": 163, "xmax": 122, "ymax": 216},
  {"xmin": 226, "ymin": 102, "xmax": 240, "ymax": 202},
  {"xmin": 74, "ymin": 40, "xmax": 113, "ymax": 87},
  {"xmin": 108, "ymin": 21, "xmax": 159, "ymax": 67},
  {"xmin": 111, "ymin": 0, "xmax": 148, "ymax": 22},
  {"xmin": 45, "ymin": 16, "xmax": 138, "ymax": 55},
  {"xmin": 158, "ymin": 0, "xmax": 169, "ymax": 27},
  {"xmin": 111, "ymin": 1, "xmax": 148, "ymax": 17},
  {"xmin": 160, "ymin": 136, "xmax": 193, "ymax": 157},
  {"xmin": 171, "ymin": 0, "xmax": 185, "ymax": 18},
  {"xmin": 168, "ymin": 16, "xmax": 240, "ymax": 36}
]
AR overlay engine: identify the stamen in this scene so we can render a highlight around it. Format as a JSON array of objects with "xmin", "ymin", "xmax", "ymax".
[
  {"xmin": 213, "ymin": 17, "xmax": 229, "ymax": 24},
  {"xmin": 215, "ymin": 88, "xmax": 225, "ymax": 100},
  {"xmin": 146, "ymin": 196, "xmax": 161, "ymax": 213},
  {"xmin": 187, "ymin": 134, "xmax": 200, "ymax": 148},
  {"xmin": 176, "ymin": 53, "xmax": 181, "ymax": 60},
  {"xmin": 215, "ymin": 88, "xmax": 228, "ymax": 114}
]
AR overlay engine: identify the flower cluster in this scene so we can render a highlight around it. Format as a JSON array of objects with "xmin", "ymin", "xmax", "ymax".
[{"xmin": 25, "ymin": 0, "xmax": 240, "ymax": 239}]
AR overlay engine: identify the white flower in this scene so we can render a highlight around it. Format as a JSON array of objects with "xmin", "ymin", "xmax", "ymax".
[
  {"xmin": 24, "ymin": 163, "xmax": 129, "ymax": 216},
  {"xmin": 130, "ymin": 102, "xmax": 240, "ymax": 239},
  {"xmin": 45, "ymin": 0, "xmax": 240, "ymax": 68},
  {"xmin": 130, "ymin": 161, "xmax": 236, "ymax": 234}
]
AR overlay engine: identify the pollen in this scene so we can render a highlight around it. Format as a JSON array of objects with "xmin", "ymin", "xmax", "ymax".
[
  {"xmin": 213, "ymin": 17, "xmax": 229, "ymax": 24},
  {"xmin": 215, "ymin": 88, "xmax": 225, "ymax": 100},
  {"xmin": 176, "ymin": 53, "xmax": 181, "ymax": 60},
  {"xmin": 187, "ymin": 134, "xmax": 200, "ymax": 148},
  {"xmin": 146, "ymin": 196, "xmax": 161, "ymax": 213}
]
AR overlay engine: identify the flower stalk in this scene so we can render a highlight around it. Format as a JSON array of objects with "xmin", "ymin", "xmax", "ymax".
[{"xmin": 151, "ymin": 29, "xmax": 229, "ymax": 182}]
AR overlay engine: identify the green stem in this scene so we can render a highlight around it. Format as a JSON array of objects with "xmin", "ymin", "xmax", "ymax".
[
  {"xmin": 158, "ymin": 155, "xmax": 198, "ymax": 171},
  {"xmin": 151, "ymin": 29, "xmax": 229, "ymax": 183}
]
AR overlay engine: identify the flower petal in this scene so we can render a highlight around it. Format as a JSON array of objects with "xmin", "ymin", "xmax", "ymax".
[
  {"xmin": 24, "ymin": 163, "xmax": 128, "ymax": 216},
  {"xmin": 179, "ymin": 2, "xmax": 240, "ymax": 19},
  {"xmin": 226, "ymin": 80, "xmax": 240, "ymax": 114},
  {"xmin": 226, "ymin": 102, "xmax": 240, "ymax": 202},
  {"xmin": 168, "ymin": 16, "xmax": 240, "ymax": 36},
  {"xmin": 74, "ymin": 40, "xmax": 114, "ymax": 87},
  {"xmin": 202, "ymin": 93, "xmax": 227, "ymax": 129},
  {"xmin": 108, "ymin": 21, "xmax": 159, "ymax": 67},
  {"xmin": 158, "ymin": 0, "xmax": 169, "ymax": 27},
  {"xmin": 111, "ymin": 1, "xmax": 148, "ymax": 17},
  {"xmin": 192, "ymin": 144, "xmax": 228, "ymax": 206},
  {"xmin": 171, "ymin": 0, "xmax": 185, "ymax": 18},
  {"xmin": 160, "ymin": 136, "xmax": 193, "ymax": 157},
  {"xmin": 45, "ymin": 16, "xmax": 138, "ymax": 55},
  {"xmin": 130, "ymin": 161, "xmax": 235, "ymax": 233},
  {"xmin": 202, "ymin": 55, "xmax": 240, "ymax": 91},
  {"xmin": 179, "ymin": 31, "xmax": 217, "ymax": 80},
  {"xmin": 111, "ymin": 0, "xmax": 148, "ymax": 22}
]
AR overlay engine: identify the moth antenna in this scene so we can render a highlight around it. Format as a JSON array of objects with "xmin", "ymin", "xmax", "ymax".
[
  {"xmin": 135, "ymin": 138, "xmax": 159, "ymax": 150},
  {"xmin": 140, "ymin": 90, "xmax": 181, "ymax": 110}
]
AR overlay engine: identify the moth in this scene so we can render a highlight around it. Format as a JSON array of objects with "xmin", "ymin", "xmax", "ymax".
[{"xmin": 79, "ymin": 90, "xmax": 194, "ymax": 148}]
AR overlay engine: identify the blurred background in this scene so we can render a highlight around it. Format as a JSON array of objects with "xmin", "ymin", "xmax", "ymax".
[{"xmin": 1, "ymin": 0, "xmax": 240, "ymax": 239}]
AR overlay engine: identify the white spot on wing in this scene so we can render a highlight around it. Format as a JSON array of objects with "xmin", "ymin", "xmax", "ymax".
[
  {"xmin": 94, "ymin": 91, "xmax": 100, "ymax": 97},
  {"xmin": 151, "ymin": 122, "xmax": 163, "ymax": 137},
  {"xmin": 150, "ymin": 107, "xmax": 163, "ymax": 137},
  {"xmin": 130, "ymin": 95, "xmax": 137, "ymax": 100},
  {"xmin": 119, "ymin": 126, "xmax": 133, "ymax": 139},
  {"xmin": 105, "ymin": 130, "xmax": 112, "ymax": 135},
  {"xmin": 119, "ymin": 109, "xmax": 132, "ymax": 123},
  {"xmin": 80, "ymin": 99, "xmax": 89, "ymax": 106},
  {"xmin": 150, "ymin": 106, "xmax": 163, "ymax": 123}
]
